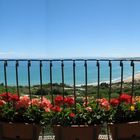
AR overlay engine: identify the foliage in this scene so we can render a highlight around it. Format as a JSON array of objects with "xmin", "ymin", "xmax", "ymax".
[
  {"xmin": 109, "ymin": 93, "xmax": 140, "ymax": 123},
  {"xmin": 0, "ymin": 92, "xmax": 52, "ymax": 126},
  {"xmin": 50, "ymin": 95, "xmax": 109, "ymax": 126},
  {"xmin": 34, "ymin": 88, "xmax": 49, "ymax": 95}
]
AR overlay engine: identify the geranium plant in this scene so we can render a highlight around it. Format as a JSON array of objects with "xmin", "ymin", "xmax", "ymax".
[
  {"xmin": 0, "ymin": 92, "xmax": 52, "ymax": 126},
  {"xmin": 109, "ymin": 93, "xmax": 140, "ymax": 123},
  {"xmin": 50, "ymin": 95, "xmax": 109, "ymax": 126}
]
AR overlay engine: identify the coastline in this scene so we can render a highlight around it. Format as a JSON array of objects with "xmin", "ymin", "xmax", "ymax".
[
  {"xmin": 1, "ymin": 72, "xmax": 140, "ymax": 87},
  {"xmin": 0, "ymin": 73, "xmax": 140, "ymax": 98},
  {"xmin": 123, "ymin": 72, "xmax": 140, "ymax": 83},
  {"xmin": 76, "ymin": 72, "xmax": 140, "ymax": 87}
]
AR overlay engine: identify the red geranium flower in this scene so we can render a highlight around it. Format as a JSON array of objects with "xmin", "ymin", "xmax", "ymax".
[
  {"xmin": 0, "ymin": 92, "xmax": 19, "ymax": 102},
  {"xmin": 10, "ymin": 94, "xmax": 19, "ymax": 102},
  {"xmin": 51, "ymin": 105, "xmax": 61, "ymax": 112},
  {"xmin": 110, "ymin": 98, "xmax": 120, "ymax": 107},
  {"xmin": 119, "ymin": 93, "xmax": 132, "ymax": 103},
  {"xmin": 69, "ymin": 112, "xmax": 75, "ymax": 118},
  {"xmin": 98, "ymin": 98, "xmax": 110, "ymax": 110},
  {"xmin": 40, "ymin": 97, "xmax": 52, "ymax": 112},
  {"xmin": 64, "ymin": 97, "xmax": 74, "ymax": 107},
  {"xmin": 54, "ymin": 95, "xmax": 64, "ymax": 106},
  {"xmin": 16, "ymin": 95, "xmax": 30, "ymax": 109}
]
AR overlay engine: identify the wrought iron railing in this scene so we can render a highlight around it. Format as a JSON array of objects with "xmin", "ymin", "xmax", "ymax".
[{"xmin": 0, "ymin": 59, "xmax": 139, "ymax": 100}]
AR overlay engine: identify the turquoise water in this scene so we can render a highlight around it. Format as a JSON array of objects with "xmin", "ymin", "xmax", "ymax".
[{"xmin": 0, "ymin": 61, "xmax": 140, "ymax": 86}]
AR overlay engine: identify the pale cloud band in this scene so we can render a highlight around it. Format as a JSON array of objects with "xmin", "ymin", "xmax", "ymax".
[{"xmin": 0, "ymin": 51, "xmax": 22, "ymax": 59}]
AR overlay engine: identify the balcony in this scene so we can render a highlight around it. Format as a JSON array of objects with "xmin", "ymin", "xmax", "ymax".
[{"xmin": 0, "ymin": 58, "xmax": 140, "ymax": 140}]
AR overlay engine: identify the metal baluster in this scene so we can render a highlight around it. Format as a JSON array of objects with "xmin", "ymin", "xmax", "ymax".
[
  {"xmin": 84, "ymin": 60, "xmax": 88, "ymax": 106},
  {"xmin": 28, "ymin": 60, "xmax": 31, "ymax": 99},
  {"xmin": 40, "ymin": 61, "xmax": 44, "ymax": 140},
  {"xmin": 61, "ymin": 60, "xmax": 65, "ymax": 107},
  {"xmin": 40, "ymin": 60, "xmax": 43, "ymax": 100},
  {"xmin": 109, "ymin": 60, "xmax": 112, "ymax": 102},
  {"xmin": 73, "ymin": 60, "xmax": 76, "ymax": 112},
  {"xmin": 131, "ymin": 60, "xmax": 135, "ymax": 97},
  {"xmin": 4, "ymin": 60, "xmax": 8, "ymax": 96},
  {"xmin": 16, "ymin": 60, "xmax": 20, "ymax": 98},
  {"xmin": 120, "ymin": 60, "xmax": 123, "ymax": 94},
  {"xmin": 96, "ymin": 60, "xmax": 100, "ymax": 98},
  {"xmin": 50, "ymin": 60, "xmax": 53, "ymax": 105}
]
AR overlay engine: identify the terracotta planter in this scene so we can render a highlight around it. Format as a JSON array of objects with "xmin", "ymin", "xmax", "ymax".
[
  {"xmin": 108, "ymin": 122, "xmax": 140, "ymax": 140},
  {"xmin": 0, "ymin": 122, "xmax": 41, "ymax": 140},
  {"xmin": 53, "ymin": 125, "xmax": 100, "ymax": 140}
]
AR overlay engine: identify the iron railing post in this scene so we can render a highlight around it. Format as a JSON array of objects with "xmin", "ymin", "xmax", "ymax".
[
  {"xmin": 73, "ymin": 60, "xmax": 76, "ymax": 113},
  {"xmin": 109, "ymin": 60, "xmax": 112, "ymax": 102},
  {"xmin": 28, "ymin": 60, "xmax": 31, "ymax": 99},
  {"xmin": 84, "ymin": 60, "xmax": 88, "ymax": 106},
  {"xmin": 4, "ymin": 60, "xmax": 8, "ymax": 96},
  {"xmin": 120, "ymin": 60, "xmax": 123, "ymax": 94},
  {"xmin": 61, "ymin": 60, "xmax": 65, "ymax": 107},
  {"xmin": 131, "ymin": 60, "xmax": 135, "ymax": 97},
  {"xmin": 96, "ymin": 60, "xmax": 100, "ymax": 98},
  {"xmin": 50, "ymin": 60, "xmax": 53, "ymax": 104},
  {"xmin": 15, "ymin": 60, "xmax": 19, "ymax": 98},
  {"xmin": 40, "ymin": 60, "xmax": 43, "ymax": 100}
]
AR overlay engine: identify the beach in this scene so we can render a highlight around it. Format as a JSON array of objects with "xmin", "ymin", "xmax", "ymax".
[{"xmin": 124, "ymin": 72, "xmax": 140, "ymax": 83}]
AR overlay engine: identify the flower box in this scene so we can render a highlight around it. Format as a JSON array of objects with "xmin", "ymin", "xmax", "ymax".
[
  {"xmin": 108, "ymin": 122, "xmax": 140, "ymax": 140},
  {"xmin": 0, "ymin": 122, "xmax": 41, "ymax": 140},
  {"xmin": 50, "ymin": 96, "xmax": 110, "ymax": 140},
  {"xmin": 53, "ymin": 125, "xmax": 100, "ymax": 140},
  {"xmin": 0, "ymin": 92, "xmax": 53, "ymax": 140}
]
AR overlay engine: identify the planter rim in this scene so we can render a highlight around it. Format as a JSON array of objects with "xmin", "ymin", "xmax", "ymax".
[
  {"xmin": 53, "ymin": 124, "xmax": 100, "ymax": 127},
  {"xmin": 0, "ymin": 121, "xmax": 41, "ymax": 126},
  {"xmin": 108, "ymin": 121, "xmax": 140, "ymax": 125}
]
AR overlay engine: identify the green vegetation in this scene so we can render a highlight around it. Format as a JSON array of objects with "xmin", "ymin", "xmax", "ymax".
[{"xmin": 0, "ymin": 80, "xmax": 140, "ymax": 98}]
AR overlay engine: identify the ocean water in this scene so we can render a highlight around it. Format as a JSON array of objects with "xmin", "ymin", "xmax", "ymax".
[{"xmin": 0, "ymin": 61, "xmax": 140, "ymax": 86}]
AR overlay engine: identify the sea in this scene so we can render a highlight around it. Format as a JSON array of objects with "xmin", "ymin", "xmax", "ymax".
[{"xmin": 0, "ymin": 60, "xmax": 140, "ymax": 86}]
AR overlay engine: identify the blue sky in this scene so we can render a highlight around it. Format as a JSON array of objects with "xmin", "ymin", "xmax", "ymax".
[{"xmin": 0, "ymin": 0, "xmax": 140, "ymax": 58}]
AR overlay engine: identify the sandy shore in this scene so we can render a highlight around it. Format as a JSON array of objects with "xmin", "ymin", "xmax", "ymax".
[
  {"xmin": 74, "ymin": 72, "xmax": 140, "ymax": 87},
  {"xmin": 123, "ymin": 73, "xmax": 140, "ymax": 83}
]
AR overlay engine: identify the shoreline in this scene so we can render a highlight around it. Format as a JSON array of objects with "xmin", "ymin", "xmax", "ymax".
[
  {"xmin": 76, "ymin": 72, "xmax": 140, "ymax": 87},
  {"xmin": 1, "ymin": 72, "xmax": 140, "ymax": 87},
  {"xmin": 123, "ymin": 72, "xmax": 140, "ymax": 83}
]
